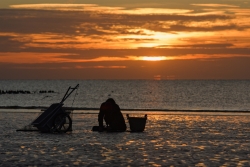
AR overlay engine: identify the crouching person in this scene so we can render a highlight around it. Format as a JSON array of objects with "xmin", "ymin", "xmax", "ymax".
[{"xmin": 98, "ymin": 98, "xmax": 126, "ymax": 132}]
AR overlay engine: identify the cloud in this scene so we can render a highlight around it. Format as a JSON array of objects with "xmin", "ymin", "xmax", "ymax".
[
  {"xmin": 191, "ymin": 4, "xmax": 239, "ymax": 8},
  {"xmin": 10, "ymin": 4, "xmax": 191, "ymax": 15},
  {"xmin": 1, "ymin": 1, "xmax": 250, "ymax": 79},
  {"xmin": 10, "ymin": 4, "xmax": 97, "ymax": 9},
  {"xmin": 0, "ymin": 3, "xmax": 250, "ymax": 65},
  {"xmin": 75, "ymin": 65, "xmax": 127, "ymax": 69}
]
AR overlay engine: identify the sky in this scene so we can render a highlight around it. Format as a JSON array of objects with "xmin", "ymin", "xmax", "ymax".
[{"xmin": 0, "ymin": 0, "xmax": 250, "ymax": 80}]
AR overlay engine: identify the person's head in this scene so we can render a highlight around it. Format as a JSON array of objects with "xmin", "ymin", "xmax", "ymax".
[{"xmin": 106, "ymin": 98, "xmax": 116, "ymax": 104}]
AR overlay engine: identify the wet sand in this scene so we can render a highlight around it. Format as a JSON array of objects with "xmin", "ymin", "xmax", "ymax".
[{"xmin": 0, "ymin": 111, "xmax": 250, "ymax": 166}]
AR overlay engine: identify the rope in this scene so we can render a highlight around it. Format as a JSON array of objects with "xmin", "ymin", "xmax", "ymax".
[
  {"xmin": 70, "ymin": 86, "xmax": 79, "ymax": 123},
  {"xmin": 71, "ymin": 86, "xmax": 79, "ymax": 108}
]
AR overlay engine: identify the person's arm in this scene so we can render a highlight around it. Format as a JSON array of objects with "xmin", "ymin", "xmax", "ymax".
[{"xmin": 115, "ymin": 104, "xmax": 127, "ymax": 131}]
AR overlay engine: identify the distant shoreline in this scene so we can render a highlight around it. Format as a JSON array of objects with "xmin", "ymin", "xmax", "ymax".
[
  {"xmin": 0, "ymin": 106, "xmax": 250, "ymax": 115},
  {"xmin": 0, "ymin": 106, "xmax": 250, "ymax": 112}
]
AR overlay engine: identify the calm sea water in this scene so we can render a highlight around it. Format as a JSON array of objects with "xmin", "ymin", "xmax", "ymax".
[{"xmin": 0, "ymin": 80, "xmax": 250, "ymax": 111}]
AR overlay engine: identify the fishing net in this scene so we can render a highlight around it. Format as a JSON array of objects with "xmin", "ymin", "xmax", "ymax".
[{"xmin": 16, "ymin": 124, "xmax": 39, "ymax": 131}]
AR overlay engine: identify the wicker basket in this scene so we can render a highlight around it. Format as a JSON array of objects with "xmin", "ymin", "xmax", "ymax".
[{"xmin": 127, "ymin": 114, "xmax": 147, "ymax": 132}]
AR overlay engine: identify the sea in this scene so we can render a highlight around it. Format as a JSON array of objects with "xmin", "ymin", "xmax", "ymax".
[{"xmin": 0, "ymin": 80, "xmax": 250, "ymax": 112}]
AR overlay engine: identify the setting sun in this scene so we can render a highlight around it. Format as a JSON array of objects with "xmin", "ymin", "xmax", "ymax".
[{"xmin": 141, "ymin": 56, "xmax": 168, "ymax": 61}]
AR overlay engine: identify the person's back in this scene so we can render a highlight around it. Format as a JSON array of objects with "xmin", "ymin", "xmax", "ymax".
[{"xmin": 98, "ymin": 98, "xmax": 126, "ymax": 132}]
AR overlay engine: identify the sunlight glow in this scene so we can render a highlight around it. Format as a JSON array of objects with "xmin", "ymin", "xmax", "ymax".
[
  {"xmin": 2, "ymin": 52, "xmax": 248, "ymax": 65},
  {"xmin": 2, "ymin": 2, "xmax": 250, "ymax": 69},
  {"xmin": 141, "ymin": 56, "xmax": 168, "ymax": 61}
]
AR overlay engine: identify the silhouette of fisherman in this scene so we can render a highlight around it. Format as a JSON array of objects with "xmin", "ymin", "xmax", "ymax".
[{"xmin": 98, "ymin": 98, "xmax": 126, "ymax": 132}]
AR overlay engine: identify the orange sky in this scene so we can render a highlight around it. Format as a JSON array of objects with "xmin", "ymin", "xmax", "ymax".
[{"xmin": 0, "ymin": 1, "xmax": 250, "ymax": 79}]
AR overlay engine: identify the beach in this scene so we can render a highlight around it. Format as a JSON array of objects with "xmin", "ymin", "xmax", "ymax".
[{"xmin": 0, "ymin": 111, "xmax": 250, "ymax": 166}]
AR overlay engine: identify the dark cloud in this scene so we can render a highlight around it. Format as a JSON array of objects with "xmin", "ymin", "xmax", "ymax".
[
  {"xmin": 1, "ymin": 57, "xmax": 250, "ymax": 80},
  {"xmin": 0, "ymin": 36, "xmax": 24, "ymax": 52},
  {"xmin": 0, "ymin": 9, "xmax": 246, "ymax": 51},
  {"xmin": 0, "ymin": 9, "xmax": 236, "ymax": 35},
  {"xmin": 0, "ymin": 6, "xmax": 250, "ymax": 79}
]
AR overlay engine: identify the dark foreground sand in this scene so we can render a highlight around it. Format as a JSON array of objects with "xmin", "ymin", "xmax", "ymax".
[{"xmin": 0, "ymin": 111, "xmax": 250, "ymax": 167}]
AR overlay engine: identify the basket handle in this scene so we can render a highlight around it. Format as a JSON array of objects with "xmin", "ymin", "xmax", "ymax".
[{"xmin": 126, "ymin": 114, "xmax": 130, "ymax": 119}]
